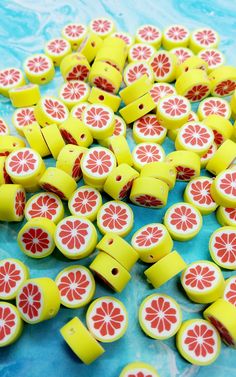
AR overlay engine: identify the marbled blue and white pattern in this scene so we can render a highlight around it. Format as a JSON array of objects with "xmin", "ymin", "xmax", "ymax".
[{"xmin": 0, "ymin": 1, "xmax": 236, "ymax": 376}]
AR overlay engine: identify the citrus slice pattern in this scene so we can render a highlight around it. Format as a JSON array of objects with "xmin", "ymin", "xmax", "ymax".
[
  {"xmin": 45, "ymin": 38, "xmax": 71, "ymax": 57},
  {"xmin": 25, "ymin": 192, "xmax": 63, "ymax": 223},
  {"xmin": 119, "ymin": 362, "xmax": 159, "ymax": 377},
  {"xmin": 184, "ymin": 177, "xmax": 218, "ymax": 214},
  {"xmin": 171, "ymin": 47, "xmax": 193, "ymax": 63},
  {"xmin": 209, "ymin": 226, "xmax": 236, "ymax": 269},
  {"xmin": 150, "ymin": 51, "xmax": 175, "ymax": 81},
  {"xmin": 224, "ymin": 276, "xmax": 236, "ymax": 307},
  {"xmin": 112, "ymin": 32, "xmax": 134, "ymax": 47},
  {"xmin": 177, "ymin": 122, "xmax": 214, "ymax": 155},
  {"xmin": 81, "ymin": 147, "xmax": 116, "ymax": 179},
  {"xmin": 149, "ymin": 83, "xmax": 176, "ymax": 105},
  {"xmin": 0, "ymin": 118, "xmax": 9, "ymax": 135},
  {"xmin": 181, "ymin": 261, "xmax": 221, "ymax": 292},
  {"xmin": 133, "ymin": 114, "xmax": 167, "ymax": 143},
  {"xmin": 17, "ymin": 282, "xmax": 43, "ymax": 323},
  {"xmin": 89, "ymin": 18, "xmax": 115, "ymax": 37},
  {"xmin": 198, "ymin": 97, "xmax": 231, "ymax": 119},
  {"xmin": 158, "ymin": 94, "xmax": 190, "ymax": 119},
  {"xmin": 123, "ymin": 62, "xmax": 154, "ymax": 85},
  {"xmin": 132, "ymin": 142, "xmax": 165, "ymax": 170},
  {"xmin": 41, "ymin": 97, "xmax": 69, "ymax": 122},
  {"xmin": 164, "ymin": 25, "xmax": 190, "ymax": 42},
  {"xmin": 6, "ymin": 148, "xmax": 40, "ymax": 178},
  {"xmin": 0, "ymin": 302, "xmax": 22, "ymax": 347},
  {"xmin": 191, "ymin": 28, "xmax": 219, "ymax": 49},
  {"xmin": 14, "ymin": 188, "xmax": 26, "ymax": 220},
  {"xmin": 24, "ymin": 54, "xmax": 53, "ymax": 76},
  {"xmin": 0, "ymin": 259, "xmax": 29, "ymax": 300},
  {"xmin": 136, "ymin": 24, "xmax": 162, "ymax": 46},
  {"xmin": 71, "ymin": 102, "xmax": 89, "ymax": 121},
  {"xmin": 68, "ymin": 186, "xmax": 102, "ymax": 221},
  {"xmin": 0, "ymin": 68, "xmax": 23, "ymax": 89},
  {"xmin": 12, "ymin": 107, "xmax": 36, "ymax": 133},
  {"xmin": 128, "ymin": 43, "xmax": 155, "ymax": 62},
  {"xmin": 198, "ymin": 49, "xmax": 224, "ymax": 71},
  {"xmin": 59, "ymin": 80, "xmax": 90, "ymax": 106},
  {"xmin": 97, "ymin": 201, "xmax": 133, "ymax": 236}
]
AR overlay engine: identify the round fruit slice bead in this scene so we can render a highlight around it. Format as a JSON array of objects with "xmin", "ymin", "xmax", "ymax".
[
  {"xmin": 71, "ymin": 102, "xmax": 89, "ymax": 121},
  {"xmin": 61, "ymin": 23, "xmax": 87, "ymax": 50},
  {"xmin": 0, "ymin": 118, "xmax": 9, "ymax": 136},
  {"xmin": 83, "ymin": 103, "xmax": 115, "ymax": 139},
  {"xmin": 39, "ymin": 167, "xmax": 76, "ymax": 200},
  {"xmin": 201, "ymin": 143, "xmax": 217, "ymax": 168},
  {"xmin": 112, "ymin": 32, "xmax": 134, "ymax": 47},
  {"xmin": 123, "ymin": 61, "xmax": 154, "ymax": 86},
  {"xmin": 136, "ymin": 24, "xmax": 162, "ymax": 48},
  {"xmin": 216, "ymin": 206, "xmax": 236, "ymax": 227},
  {"xmin": 59, "ymin": 80, "xmax": 90, "ymax": 110},
  {"xmin": 68, "ymin": 186, "xmax": 102, "ymax": 222},
  {"xmin": 55, "ymin": 265, "xmax": 95, "ymax": 308},
  {"xmin": 210, "ymin": 168, "xmax": 236, "ymax": 207},
  {"xmin": 139, "ymin": 294, "xmax": 182, "ymax": 340},
  {"xmin": 16, "ymin": 278, "xmax": 60, "ymax": 324},
  {"xmin": 164, "ymin": 202, "xmax": 202, "ymax": 241},
  {"xmin": 44, "ymin": 38, "xmax": 71, "ymax": 66},
  {"xmin": 170, "ymin": 47, "xmax": 194, "ymax": 64},
  {"xmin": 140, "ymin": 161, "xmax": 176, "ymax": 190},
  {"xmin": 59, "ymin": 117, "xmax": 93, "ymax": 148},
  {"xmin": 0, "ymin": 259, "xmax": 29, "ymax": 300},
  {"xmin": 163, "ymin": 25, "xmax": 190, "ymax": 50},
  {"xmin": 113, "ymin": 115, "xmax": 126, "ymax": 137},
  {"xmin": 18, "ymin": 218, "xmax": 56, "ymax": 258},
  {"xmin": 55, "ymin": 216, "xmax": 97, "ymax": 259},
  {"xmin": 60, "ymin": 53, "xmax": 90, "ymax": 81},
  {"xmin": 132, "ymin": 142, "xmax": 165, "ymax": 172},
  {"xmin": 0, "ymin": 67, "xmax": 25, "ymax": 97},
  {"xmin": 56, "ymin": 144, "xmax": 87, "ymax": 181},
  {"xmin": 150, "ymin": 51, "xmax": 177, "ymax": 83},
  {"xmin": 176, "ymin": 319, "xmax": 221, "ymax": 365},
  {"xmin": 34, "ymin": 96, "xmax": 69, "ymax": 127},
  {"xmin": 25, "ymin": 192, "xmax": 64, "ymax": 224},
  {"xmin": 97, "ymin": 201, "xmax": 133, "ymax": 237},
  {"xmin": 103, "ymin": 164, "xmax": 138, "ymax": 200},
  {"xmin": 149, "ymin": 83, "xmax": 176, "ymax": 106},
  {"xmin": 24, "ymin": 54, "xmax": 55, "ymax": 85},
  {"xmin": 184, "ymin": 177, "xmax": 218, "ymax": 215},
  {"xmin": 224, "ymin": 276, "xmax": 236, "ymax": 307},
  {"xmin": 175, "ymin": 122, "xmax": 214, "ymax": 157},
  {"xmin": 156, "ymin": 94, "xmax": 191, "ymax": 130},
  {"xmin": 130, "ymin": 177, "xmax": 169, "ymax": 209},
  {"xmin": 12, "ymin": 107, "xmax": 36, "ymax": 136},
  {"xmin": 209, "ymin": 66, "xmax": 236, "ymax": 97},
  {"xmin": 176, "ymin": 69, "xmax": 211, "ymax": 102},
  {"xmin": 0, "ymin": 135, "xmax": 26, "ymax": 157},
  {"xmin": 86, "ymin": 297, "xmax": 128, "ymax": 343},
  {"xmin": 209, "ymin": 226, "xmax": 236, "ymax": 270},
  {"xmin": 89, "ymin": 18, "xmax": 115, "ymax": 38},
  {"xmin": 198, "ymin": 97, "xmax": 231, "ymax": 120},
  {"xmin": 0, "ymin": 157, "xmax": 11, "ymax": 185},
  {"xmin": 0, "ymin": 184, "xmax": 26, "ymax": 222},
  {"xmin": 119, "ymin": 362, "xmax": 159, "ymax": 377},
  {"xmin": 198, "ymin": 49, "xmax": 224, "ymax": 73},
  {"xmin": 0, "ymin": 302, "xmax": 23, "ymax": 347},
  {"xmin": 131, "ymin": 223, "xmax": 173, "ymax": 263},
  {"xmin": 133, "ymin": 114, "xmax": 167, "ymax": 144},
  {"xmin": 128, "ymin": 43, "xmax": 155, "ymax": 63},
  {"xmin": 88, "ymin": 86, "xmax": 121, "ymax": 112},
  {"xmin": 166, "ymin": 151, "xmax": 201, "ymax": 182},
  {"xmin": 203, "ymin": 115, "xmax": 233, "ymax": 147},
  {"xmin": 190, "ymin": 28, "xmax": 220, "ymax": 53},
  {"xmin": 181, "ymin": 260, "xmax": 225, "ymax": 304}
]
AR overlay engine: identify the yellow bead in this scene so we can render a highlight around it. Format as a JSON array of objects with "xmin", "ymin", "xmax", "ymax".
[
  {"xmin": 0, "ymin": 259, "xmax": 29, "ymax": 300},
  {"xmin": 77, "ymin": 32, "xmax": 103, "ymax": 63},
  {"xmin": 56, "ymin": 144, "xmax": 87, "ymax": 181},
  {"xmin": 55, "ymin": 215, "xmax": 97, "ymax": 259},
  {"xmin": 89, "ymin": 17, "xmax": 115, "ymax": 39},
  {"xmin": 131, "ymin": 223, "xmax": 173, "ymax": 263},
  {"xmin": 97, "ymin": 233, "xmax": 139, "ymax": 270},
  {"xmin": 120, "ymin": 74, "xmax": 152, "ymax": 105},
  {"xmin": 0, "ymin": 156, "xmax": 11, "ymax": 184},
  {"xmin": 34, "ymin": 96, "xmax": 69, "ymax": 127},
  {"xmin": 184, "ymin": 177, "xmax": 218, "ymax": 215},
  {"xmin": 58, "ymin": 80, "xmax": 90, "ymax": 110},
  {"xmin": 12, "ymin": 107, "xmax": 36, "ymax": 136},
  {"xmin": 83, "ymin": 103, "xmax": 115, "ymax": 139},
  {"xmin": 216, "ymin": 206, "xmax": 236, "ymax": 227},
  {"xmin": 223, "ymin": 276, "xmax": 236, "ymax": 307},
  {"xmin": 165, "ymin": 150, "xmax": 201, "ymax": 181},
  {"xmin": 150, "ymin": 51, "xmax": 178, "ymax": 82},
  {"xmin": 132, "ymin": 142, "xmax": 166, "ymax": 172},
  {"xmin": 0, "ymin": 135, "xmax": 26, "ymax": 156},
  {"xmin": 140, "ymin": 161, "xmax": 176, "ymax": 189},
  {"xmin": 0, "ymin": 184, "xmax": 25, "ymax": 221},
  {"xmin": 9, "ymin": 84, "xmax": 40, "ymax": 108},
  {"xmin": 110, "ymin": 136, "xmax": 133, "ymax": 166},
  {"xmin": 176, "ymin": 69, "xmax": 211, "ymax": 102},
  {"xmin": 0, "ymin": 117, "xmax": 9, "ymax": 136},
  {"xmin": 176, "ymin": 56, "xmax": 208, "ymax": 78},
  {"xmin": 70, "ymin": 102, "xmax": 89, "ymax": 121},
  {"xmin": 89, "ymin": 61, "xmax": 122, "ymax": 94},
  {"xmin": 60, "ymin": 317, "xmax": 105, "ymax": 364},
  {"xmin": 16, "ymin": 278, "xmax": 60, "ymax": 324},
  {"xmin": 111, "ymin": 32, "xmax": 134, "ymax": 47},
  {"xmin": 41, "ymin": 123, "xmax": 66, "ymax": 159},
  {"xmin": 230, "ymin": 90, "xmax": 236, "ymax": 116},
  {"xmin": 209, "ymin": 66, "xmax": 236, "ymax": 97},
  {"xmin": 59, "ymin": 117, "xmax": 93, "ymax": 147},
  {"xmin": 163, "ymin": 24, "xmax": 190, "ymax": 50},
  {"xmin": 44, "ymin": 38, "xmax": 71, "ymax": 66},
  {"xmin": 201, "ymin": 143, "xmax": 217, "ymax": 168},
  {"xmin": 102, "ymin": 35, "xmax": 127, "ymax": 50},
  {"xmin": 156, "ymin": 94, "xmax": 191, "ymax": 130},
  {"xmin": 198, "ymin": 49, "xmax": 225, "ymax": 73},
  {"xmin": 119, "ymin": 93, "xmax": 156, "ymax": 124},
  {"xmin": 209, "ymin": 226, "xmax": 236, "ymax": 269},
  {"xmin": 130, "ymin": 177, "xmax": 169, "ymax": 208},
  {"xmin": 170, "ymin": 47, "xmax": 194, "ymax": 64},
  {"xmin": 206, "ymin": 140, "xmax": 236, "ymax": 175},
  {"xmin": 39, "ymin": 167, "xmax": 77, "ymax": 200},
  {"xmin": 61, "ymin": 23, "xmax": 87, "ymax": 50},
  {"xmin": 60, "ymin": 52, "xmax": 90, "ymax": 81},
  {"xmin": 128, "ymin": 43, "xmax": 155, "ymax": 63},
  {"xmin": 149, "ymin": 82, "xmax": 176, "ymax": 107},
  {"xmin": 133, "ymin": 114, "xmax": 167, "ymax": 144},
  {"xmin": 0, "ymin": 67, "xmax": 25, "ymax": 97},
  {"xmin": 0, "ymin": 302, "xmax": 23, "ymax": 347},
  {"xmin": 144, "ymin": 250, "xmax": 187, "ymax": 288},
  {"xmin": 201, "ymin": 114, "xmax": 233, "ymax": 146},
  {"xmin": 23, "ymin": 123, "xmax": 51, "ymax": 157},
  {"xmin": 95, "ymin": 44, "xmax": 127, "ymax": 72},
  {"xmin": 68, "ymin": 185, "xmax": 102, "ymax": 221},
  {"xmin": 119, "ymin": 362, "xmax": 160, "ymax": 377},
  {"xmin": 98, "ymin": 115, "xmax": 127, "ymax": 147},
  {"xmin": 135, "ymin": 24, "xmax": 162, "ymax": 49},
  {"xmin": 211, "ymin": 168, "xmax": 236, "ymax": 207},
  {"xmin": 190, "ymin": 28, "xmax": 220, "ymax": 53},
  {"xmin": 24, "ymin": 54, "xmax": 55, "ymax": 85},
  {"xmin": 88, "ymin": 86, "xmax": 121, "ymax": 112},
  {"xmin": 89, "ymin": 252, "xmax": 131, "ymax": 292},
  {"xmin": 123, "ymin": 61, "xmax": 154, "ymax": 86},
  {"xmin": 25, "ymin": 192, "xmax": 64, "ymax": 224}
]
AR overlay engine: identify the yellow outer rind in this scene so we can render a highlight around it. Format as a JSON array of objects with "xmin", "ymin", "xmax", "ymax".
[
  {"xmin": 206, "ymin": 140, "xmax": 236, "ymax": 175},
  {"xmin": 0, "ymin": 302, "xmax": 23, "ymax": 347},
  {"xmin": 39, "ymin": 167, "xmax": 77, "ymax": 200},
  {"xmin": 120, "ymin": 93, "xmax": 156, "ymax": 124}
]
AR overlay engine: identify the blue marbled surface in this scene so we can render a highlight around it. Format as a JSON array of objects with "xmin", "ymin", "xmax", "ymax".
[{"xmin": 0, "ymin": 1, "xmax": 236, "ymax": 376}]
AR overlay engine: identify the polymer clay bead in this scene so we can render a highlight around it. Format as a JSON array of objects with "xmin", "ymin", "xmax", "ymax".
[
  {"xmin": 206, "ymin": 140, "xmax": 236, "ymax": 175},
  {"xmin": 0, "ymin": 259, "xmax": 29, "ymax": 300},
  {"xmin": 24, "ymin": 192, "xmax": 64, "ymax": 224},
  {"xmin": 0, "ymin": 156, "xmax": 11, "ymax": 184},
  {"xmin": 59, "ymin": 117, "xmax": 93, "ymax": 147},
  {"xmin": 88, "ymin": 86, "xmax": 121, "ymax": 112},
  {"xmin": 131, "ymin": 223, "xmax": 173, "ymax": 263},
  {"xmin": 58, "ymin": 80, "xmax": 90, "ymax": 110},
  {"xmin": 86, "ymin": 296, "xmax": 128, "ymax": 342},
  {"xmin": 24, "ymin": 54, "xmax": 55, "ymax": 85},
  {"xmin": 140, "ymin": 162, "xmax": 176, "ymax": 189},
  {"xmin": 102, "ymin": 35, "xmax": 127, "ymax": 50},
  {"xmin": 128, "ymin": 43, "xmax": 155, "ymax": 63},
  {"xmin": 0, "ymin": 184, "xmax": 25, "ymax": 221},
  {"xmin": 198, "ymin": 98, "xmax": 231, "ymax": 122},
  {"xmin": 176, "ymin": 319, "xmax": 221, "ymax": 365},
  {"xmin": 139, "ymin": 294, "xmax": 182, "ymax": 339},
  {"xmin": 12, "ymin": 107, "xmax": 36, "ymax": 136},
  {"xmin": 89, "ymin": 17, "xmax": 115, "ymax": 39},
  {"xmin": 18, "ymin": 218, "xmax": 56, "ymax": 258},
  {"xmin": 209, "ymin": 66, "xmax": 236, "ymax": 97},
  {"xmin": 23, "ymin": 123, "xmax": 51, "ymax": 157},
  {"xmin": 133, "ymin": 114, "xmax": 167, "ymax": 144},
  {"xmin": 68, "ymin": 186, "xmax": 102, "ymax": 221},
  {"xmin": 0, "ymin": 67, "xmax": 25, "ymax": 97},
  {"xmin": 103, "ymin": 163, "xmax": 139, "ymax": 200},
  {"xmin": 164, "ymin": 202, "xmax": 202, "ymax": 241},
  {"xmin": 156, "ymin": 94, "xmax": 191, "ymax": 130},
  {"xmin": 97, "ymin": 200, "xmax": 133, "ymax": 237},
  {"xmin": 0, "ymin": 302, "xmax": 23, "ymax": 347},
  {"xmin": 184, "ymin": 177, "xmax": 218, "ymax": 215},
  {"xmin": 223, "ymin": 276, "xmax": 236, "ymax": 307},
  {"xmin": 70, "ymin": 102, "xmax": 89, "ymax": 121},
  {"xmin": 144, "ymin": 250, "xmax": 187, "ymax": 288},
  {"xmin": 120, "ymin": 93, "xmax": 156, "ymax": 124},
  {"xmin": 230, "ymin": 89, "xmax": 236, "ymax": 119},
  {"xmin": 61, "ymin": 23, "xmax": 87, "ymax": 50},
  {"xmin": 181, "ymin": 260, "xmax": 225, "ymax": 304},
  {"xmin": 95, "ymin": 43, "xmax": 127, "ymax": 72},
  {"xmin": 89, "ymin": 252, "xmax": 131, "ymax": 293},
  {"xmin": 136, "ymin": 24, "xmax": 162, "ymax": 48},
  {"xmin": 34, "ymin": 96, "xmax": 69, "ymax": 127},
  {"xmin": 0, "ymin": 136, "xmax": 26, "ymax": 157},
  {"xmin": 210, "ymin": 168, "xmax": 236, "ymax": 208},
  {"xmin": 82, "ymin": 103, "xmax": 115, "ymax": 139},
  {"xmin": 55, "ymin": 265, "xmax": 95, "ymax": 308},
  {"xmin": 149, "ymin": 82, "xmax": 176, "ymax": 106},
  {"xmin": 150, "ymin": 50, "xmax": 178, "ymax": 82},
  {"xmin": 77, "ymin": 32, "xmax": 103, "ymax": 63},
  {"xmin": 175, "ymin": 56, "xmax": 208, "ymax": 79},
  {"xmin": 190, "ymin": 28, "xmax": 219, "ymax": 53},
  {"xmin": 119, "ymin": 362, "xmax": 159, "ymax": 377},
  {"xmin": 198, "ymin": 49, "xmax": 225, "ymax": 73},
  {"xmin": 175, "ymin": 69, "xmax": 211, "ymax": 102},
  {"xmin": 112, "ymin": 32, "xmax": 134, "ymax": 47},
  {"xmin": 89, "ymin": 61, "xmax": 122, "ymax": 94},
  {"xmin": 56, "ymin": 144, "xmax": 87, "ymax": 181},
  {"xmin": 44, "ymin": 38, "xmax": 71, "ymax": 66},
  {"xmin": 123, "ymin": 61, "xmax": 154, "ymax": 86},
  {"xmin": 41, "ymin": 123, "xmax": 66, "ymax": 159},
  {"xmin": 132, "ymin": 142, "xmax": 165, "ymax": 172},
  {"xmin": 0, "ymin": 117, "xmax": 9, "ymax": 135},
  {"xmin": 120, "ymin": 75, "xmax": 152, "ymax": 105},
  {"xmin": 170, "ymin": 47, "xmax": 194, "ymax": 64},
  {"xmin": 54, "ymin": 215, "xmax": 97, "ymax": 259},
  {"xmin": 165, "ymin": 150, "xmax": 201, "ymax": 181},
  {"xmin": 39, "ymin": 167, "xmax": 77, "ymax": 200},
  {"xmin": 16, "ymin": 278, "xmax": 60, "ymax": 324},
  {"xmin": 216, "ymin": 206, "xmax": 236, "ymax": 227},
  {"xmin": 60, "ymin": 53, "xmax": 90, "ymax": 81},
  {"xmin": 96, "ymin": 233, "xmax": 138, "ymax": 270},
  {"xmin": 163, "ymin": 24, "xmax": 190, "ymax": 50},
  {"xmin": 9, "ymin": 84, "xmax": 40, "ymax": 108},
  {"xmin": 60, "ymin": 317, "xmax": 105, "ymax": 364},
  {"xmin": 203, "ymin": 115, "xmax": 233, "ymax": 146},
  {"xmin": 109, "ymin": 136, "xmax": 133, "ymax": 166},
  {"xmin": 209, "ymin": 226, "xmax": 236, "ymax": 270},
  {"xmin": 130, "ymin": 177, "xmax": 169, "ymax": 208}
]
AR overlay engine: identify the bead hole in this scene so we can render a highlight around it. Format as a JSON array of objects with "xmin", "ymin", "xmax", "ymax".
[
  {"xmin": 80, "ymin": 134, "xmax": 85, "ymax": 139},
  {"xmin": 49, "ymin": 309, "xmax": 55, "ymax": 316},
  {"xmin": 99, "ymin": 95, "xmax": 104, "ymax": 100},
  {"xmin": 185, "ymin": 67, "xmax": 189, "ymax": 72},
  {"xmin": 68, "ymin": 327, "xmax": 76, "ymax": 336},
  {"xmin": 111, "ymin": 268, "xmax": 118, "ymax": 275},
  {"xmin": 41, "ymin": 77, "xmax": 46, "ymax": 81},
  {"xmin": 116, "ymin": 175, "xmax": 122, "ymax": 181},
  {"xmin": 108, "ymin": 239, "xmax": 113, "ymax": 245},
  {"xmin": 139, "ymin": 104, "xmax": 144, "ymax": 110},
  {"xmin": 91, "ymin": 42, "xmax": 96, "ymax": 47}
]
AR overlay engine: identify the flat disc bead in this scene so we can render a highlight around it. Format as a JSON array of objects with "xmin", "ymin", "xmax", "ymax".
[
  {"xmin": 139, "ymin": 294, "xmax": 182, "ymax": 339},
  {"xmin": 103, "ymin": 35, "xmax": 128, "ymax": 50},
  {"xmin": 59, "ymin": 117, "xmax": 93, "ymax": 148},
  {"xmin": 82, "ymin": 103, "xmax": 115, "ymax": 139},
  {"xmin": 175, "ymin": 69, "xmax": 211, "ymax": 102},
  {"xmin": 0, "ymin": 135, "xmax": 26, "ymax": 156},
  {"xmin": 89, "ymin": 252, "xmax": 131, "ymax": 293},
  {"xmin": 206, "ymin": 139, "xmax": 236, "ymax": 175},
  {"xmin": 98, "ymin": 115, "xmax": 127, "ymax": 148},
  {"xmin": 130, "ymin": 177, "xmax": 169, "ymax": 209},
  {"xmin": 97, "ymin": 200, "xmax": 133, "ymax": 237},
  {"xmin": 201, "ymin": 143, "xmax": 217, "ymax": 168},
  {"xmin": 16, "ymin": 278, "xmax": 60, "ymax": 324},
  {"xmin": 0, "ymin": 259, "xmax": 29, "ymax": 300},
  {"xmin": 58, "ymin": 80, "xmax": 90, "ymax": 110},
  {"xmin": 223, "ymin": 276, "xmax": 236, "ymax": 307},
  {"xmin": 109, "ymin": 136, "xmax": 133, "ymax": 166},
  {"xmin": 190, "ymin": 28, "xmax": 220, "ymax": 53},
  {"xmin": 60, "ymin": 317, "xmax": 105, "ymax": 365},
  {"xmin": 70, "ymin": 102, "xmax": 89, "ymax": 121},
  {"xmin": 34, "ymin": 96, "xmax": 69, "ymax": 127},
  {"xmin": 0, "ymin": 184, "xmax": 25, "ymax": 221},
  {"xmin": 56, "ymin": 144, "xmax": 87, "ymax": 181},
  {"xmin": 120, "ymin": 75, "xmax": 152, "ymax": 105},
  {"xmin": 198, "ymin": 49, "xmax": 225, "ymax": 73},
  {"xmin": 136, "ymin": 24, "xmax": 162, "ymax": 48},
  {"xmin": 216, "ymin": 206, "xmax": 236, "ymax": 227},
  {"xmin": 61, "ymin": 23, "xmax": 87, "ymax": 50},
  {"xmin": 103, "ymin": 163, "xmax": 139, "ymax": 200},
  {"xmin": 0, "ymin": 302, "xmax": 23, "ymax": 347},
  {"xmin": 175, "ymin": 56, "xmax": 208, "ymax": 79},
  {"xmin": 120, "ymin": 93, "xmax": 156, "ymax": 124},
  {"xmin": 44, "ymin": 38, "xmax": 71, "ymax": 66},
  {"xmin": 9, "ymin": 84, "xmax": 40, "ymax": 108},
  {"xmin": 39, "ymin": 167, "xmax": 77, "ymax": 200},
  {"xmin": 149, "ymin": 82, "xmax": 176, "ymax": 107},
  {"xmin": 132, "ymin": 142, "xmax": 165, "ymax": 171},
  {"xmin": 12, "ymin": 107, "xmax": 36, "ymax": 136},
  {"xmin": 184, "ymin": 177, "xmax": 218, "ymax": 215},
  {"xmin": 197, "ymin": 98, "xmax": 231, "ymax": 121},
  {"xmin": 88, "ymin": 86, "xmax": 121, "ymax": 112},
  {"xmin": 210, "ymin": 168, "xmax": 236, "ymax": 207},
  {"xmin": 170, "ymin": 47, "xmax": 194, "ymax": 64},
  {"xmin": 150, "ymin": 51, "xmax": 178, "ymax": 83},
  {"xmin": 176, "ymin": 319, "xmax": 221, "ymax": 365},
  {"xmin": 203, "ymin": 115, "xmax": 233, "ymax": 148},
  {"xmin": 209, "ymin": 226, "xmax": 236, "ymax": 270},
  {"xmin": 165, "ymin": 150, "xmax": 201, "ymax": 181},
  {"xmin": 41, "ymin": 124, "xmax": 66, "ymax": 159},
  {"xmin": 111, "ymin": 32, "xmax": 134, "ymax": 47},
  {"xmin": 162, "ymin": 24, "xmax": 190, "ymax": 50},
  {"xmin": 24, "ymin": 54, "xmax": 55, "ymax": 85},
  {"xmin": 156, "ymin": 94, "xmax": 191, "ymax": 130},
  {"xmin": 128, "ymin": 43, "xmax": 155, "ymax": 63},
  {"xmin": 60, "ymin": 53, "xmax": 90, "ymax": 81},
  {"xmin": 131, "ymin": 223, "xmax": 173, "ymax": 263},
  {"xmin": 230, "ymin": 90, "xmax": 236, "ymax": 117},
  {"xmin": 144, "ymin": 250, "xmax": 187, "ymax": 288},
  {"xmin": 89, "ymin": 17, "xmax": 115, "ymax": 39},
  {"xmin": 133, "ymin": 114, "xmax": 167, "ymax": 144},
  {"xmin": 0, "ymin": 156, "xmax": 11, "ymax": 184},
  {"xmin": 0, "ymin": 117, "xmax": 9, "ymax": 135},
  {"xmin": 55, "ymin": 265, "xmax": 95, "ymax": 308},
  {"xmin": 119, "ymin": 362, "xmax": 159, "ymax": 377},
  {"xmin": 24, "ymin": 192, "xmax": 64, "ymax": 224},
  {"xmin": 123, "ymin": 61, "xmax": 154, "ymax": 86},
  {"xmin": 140, "ymin": 162, "xmax": 176, "ymax": 189},
  {"xmin": 209, "ymin": 66, "xmax": 236, "ymax": 97},
  {"xmin": 181, "ymin": 260, "xmax": 225, "ymax": 304},
  {"xmin": 89, "ymin": 61, "xmax": 122, "ymax": 94},
  {"xmin": 23, "ymin": 123, "xmax": 51, "ymax": 157},
  {"xmin": 77, "ymin": 32, "xmax": 103, "ymax": 63},
  {"xmin": 204, "ymin": 299, "xmax": 236, "ymax": 347},
  {"xmin": 68, "ymin": 186, "xmax": 102, "ymax": 221},
  {"xmin": 95, "ymin": 44, "xmax": 127, "ymax": 72},
  {"xmin": 86, "ymin": 296, "xmax": 128, "ymax": 343},
  {"xmin": 0, "ymin": 67, "xmax": 25, "ymax": 97},
  {"xmin": 164, "ymin": 202, "xmax": 202, "ymax": 241}
]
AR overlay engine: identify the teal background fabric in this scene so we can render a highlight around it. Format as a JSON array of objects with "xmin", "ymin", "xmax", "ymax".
[{"xmin": 0, "ymin": 0, "xmax": 236, "ymax": 376}]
